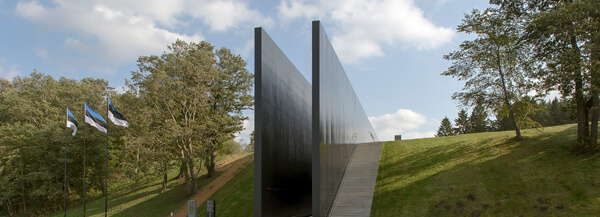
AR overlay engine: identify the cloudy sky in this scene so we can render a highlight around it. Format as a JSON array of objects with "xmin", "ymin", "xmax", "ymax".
[{"xmin": 0, "ymin": 0, "xmax": 492, "ymax": 142}]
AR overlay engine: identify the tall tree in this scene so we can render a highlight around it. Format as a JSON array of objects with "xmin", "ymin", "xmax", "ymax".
[
  {"xmin": 519, "ymin": 0, "xmax": 600, "ymax": 152},
  {"xmin": 201, "ymin": 47, "xmax": 253, "ymax": 178},
  {"xmin": 436, "ymin": 117, "xmax": 455, "ymax": 137},
  {"xmin": 442, "ymin": 6, "xmax": 537, "ymax": 141},
  {"xmin": 132, "ymin": 40, "xmax": 214, "ymax": 195},
  {"xmin": 454, "ymin": 109, "xmax": 470, "ymax": 134},
  {"xmin": 131, "ymin": 39, "xmax": 252, "ymax": 194}
]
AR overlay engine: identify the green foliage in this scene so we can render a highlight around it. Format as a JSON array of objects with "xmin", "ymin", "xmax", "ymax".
[
  {"xmin": 436, "ymin": 117, "xmax": 455, "ymax": 137},
  {"xmin": 454, "ymin": 109, "xmax": 470, "ymax": 135},
  {"xmin": 221, "ymin": 140, "xmax": 242, "ymax": 155},
  {"xmin": 442, "ymin": 6, "xmax": 538, "ymax": 140},
  {"xmin": 130, "ymin": 39, "xmax": 252, "ymax": 195},
  {"xmin": 525, "ymin": 0, "xmax": 600, "ymax": 152},
  {"xmin": 469, "ymin": 103, "xmax": 491, "ymax": 133},
  {"xmin": 0, "ymin": 72, "xmax": 112, "ymax": 215},
  {"xmin": 246, "ymin": 131, "xmax": 255, "ymax": 152}
]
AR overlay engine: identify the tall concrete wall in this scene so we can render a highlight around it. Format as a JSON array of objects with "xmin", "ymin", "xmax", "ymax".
[
  {"xmin": 254, "ymin": 27, "xmax": 313, "ymax": 217},
  {"xmin": 254, "ymin": 22, "xmax": 378, "ymax": 217},
  {"xmin": 312, "ymin": 21, "xmax": 379, "ymax": 217}
]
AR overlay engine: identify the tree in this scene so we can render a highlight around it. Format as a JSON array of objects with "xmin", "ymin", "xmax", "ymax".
[
  {"xmin": 436, "ymin": 117, "xmax": 455, "ymax": 137},
  {"xmin": 247, "ymin": 130, "xmax": 255, "ymax": 152},
  {"xmin": 454, "ymin": 109, "xmax": 470, "ymax": 134},
  {"xmin": 518, "ymin": 0, "xmax": 600, "ymax": 152},
  {"xmin": 470, "ymin": 103, "xmax": 490, "ymax": 133},
  {"xmin": 201, "ymin": 47, "xmax": 253, "ymax": 178},
  {"xmin": 442, "ymin": 6, "xmax": 538, "ymax": 141},
  {"xmin": 131, "ymin": 39, "xmax": 252, "ymax": 194},
  {"xmin": 0, "ymin": 72, "xmax": 111, "ymax": 215}
]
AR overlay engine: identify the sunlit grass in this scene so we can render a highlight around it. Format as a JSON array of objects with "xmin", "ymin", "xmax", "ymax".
[
  {"xmin": 371, "ymin": 124, "xmax": 600, "ymax": 216},
  {"xmin": 50, "ymin": 154, "xmax": 249, "ymax": 217}
]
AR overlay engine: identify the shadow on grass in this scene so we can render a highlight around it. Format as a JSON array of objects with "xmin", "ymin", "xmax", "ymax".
[
  {"xmin": 108, "ymin": 156, "xmax": 250, "ymax": 217},
  {"xmin": 372, "ymin": 125, "xmax": 600, "ymax": 216}
]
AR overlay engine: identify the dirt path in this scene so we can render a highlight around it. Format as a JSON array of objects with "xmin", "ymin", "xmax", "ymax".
[{"xmin": 172, "ymin": 154, "xmax": 252, "ymax": 217}]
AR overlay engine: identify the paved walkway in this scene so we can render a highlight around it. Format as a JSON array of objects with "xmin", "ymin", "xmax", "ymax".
[{"xmin": 329, "ymin": 142, "xmax": 383, "ymax": 217}]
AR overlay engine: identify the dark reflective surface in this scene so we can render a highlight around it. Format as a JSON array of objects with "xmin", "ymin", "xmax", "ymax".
[
  {"xmin": 254, "ymin": 28, "xmax": 313, "ymax": 217},
  {"xmin": 312, "ymin": 21, "xmax": 379, "ymax": 217}
]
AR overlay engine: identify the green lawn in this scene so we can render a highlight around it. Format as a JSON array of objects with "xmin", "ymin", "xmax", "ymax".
[
  {"xmin": 50, "ymin": 154, "xmax": 249, "ymax": 217},
  {"xmin": 371, "ymin": 124, "xmax": 600, "ymax": 216},
  {"xmin": 47, "ymin": 124, "xmax": 600, "ymax": 217},
  {"xmin": 195, "ymin": 157, "xmax": 254, "ymax": 216}
]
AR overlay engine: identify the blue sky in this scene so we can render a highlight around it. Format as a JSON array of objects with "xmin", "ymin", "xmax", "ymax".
[{"xmin": 0, "ymin": 0, "xmax": 493, "ymax": 142}]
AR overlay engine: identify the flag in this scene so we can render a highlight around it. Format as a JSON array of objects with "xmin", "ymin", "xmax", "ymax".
[
  {"xmin": 108, "ymin": 98, "xmax": 129, "ymax": 127},
  {"xmin": 85, "ymin": 103, "xmax": 107, "ymax": 133},
  {"xmin": 66, "ymin": 108, "xmax": 78, "ymax": 136}
]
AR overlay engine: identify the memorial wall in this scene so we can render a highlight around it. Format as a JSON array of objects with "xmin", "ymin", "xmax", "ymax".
[
  {"xmin": 312, "ymin": 21, "xmax": 378, "ymax": 216},
  {"xmin": 255, "ymin": 21, "xmax": 378, "ymax": 217},
  {"xmin": 254, "ymin": 28, "xmax": 313, "ymax": 217}
]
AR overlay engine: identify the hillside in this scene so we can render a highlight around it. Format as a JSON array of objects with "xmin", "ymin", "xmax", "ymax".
[
  {"xmin": 45, "ymin": 124, "xmax": 600, "ymax": 217},
  {"xmin": 371, "ymin": 124, "xmax": 600, "ymax": 216},
  {"xmin": 47, "ymin": 154, "xmax": 251, "ymax": 217}
]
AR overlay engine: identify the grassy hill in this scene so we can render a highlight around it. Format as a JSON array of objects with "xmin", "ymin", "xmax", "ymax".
[
  {"xmin": 371, "ymin": 124, "xmax": 600, "ymax": 216},
  {"xmin": 48, "ymin": 154, "xmax": 252, "ymax": 217},
  {"xmin": 45, "ymin": 124, "xmax": 600, "ymax": 216}
]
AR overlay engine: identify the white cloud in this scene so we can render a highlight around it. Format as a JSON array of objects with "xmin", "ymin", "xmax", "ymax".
[
  {"xmin": 15, "ymin": 0, "xmax": 270, "ymax": 74},
  {"xmin": 0, "ymin": 63, "xmax": 21, "ymax": 80},
  {"xmin": 277, "ymin": 0, "xmax": 454, "ymax": 62},
  {"xmin": 369, "ymin": 108, "xmax": 437, "ymax": 141},
  {"xmin": 188, "ymin": 0, "xmax": 274, "ymax": 32}
]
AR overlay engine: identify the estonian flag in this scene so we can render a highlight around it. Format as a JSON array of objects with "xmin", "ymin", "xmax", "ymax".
[
  {"xmin": 66, "ymin": 108, "xmax": 78, "ymax": 136},
  {"xmin": 108, "ymin": 98, "xmax": 129, "ymax": 127},
  {"xmin": 85, "ymin": 103, "xmax": 108, "ymax": 133}
]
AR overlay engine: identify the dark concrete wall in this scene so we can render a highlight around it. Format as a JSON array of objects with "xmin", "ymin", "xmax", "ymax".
[
  {"xmin": 254, "ymin": 28, "xmax": 313, "ymax": 217},
  {"xmin": 312, "ymin": 21, "xmax": 379, "ymax": 217}
]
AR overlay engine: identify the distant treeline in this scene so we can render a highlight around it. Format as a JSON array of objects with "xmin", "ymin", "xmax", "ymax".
[{"xmin": 437, "ymin": 97, "xmax": 576, "ymax": 137}]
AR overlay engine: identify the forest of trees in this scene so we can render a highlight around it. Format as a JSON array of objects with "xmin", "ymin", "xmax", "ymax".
[
  {"xmin": 436, "ymin": 97, "xmax": 575, "ymax": 137},
  {"xmin": 441, "ymin": 0, "xmax": 599, "ymax": 153},
  {"xmin": 0, "ymin": 40, "xmax": 252, "ymax": 216}
]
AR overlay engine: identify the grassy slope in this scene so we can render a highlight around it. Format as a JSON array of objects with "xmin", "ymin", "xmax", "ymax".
[
  {"xmin": 195, "ymin": 157, "xmax": 254, "ymax": 216},
  {"xmin": 371, "ymin": 124, "xmax": 600, "ymax": 216},
  {"xmin": 49, "ymin": 154, "xmax": 248, "ymax": 217}
]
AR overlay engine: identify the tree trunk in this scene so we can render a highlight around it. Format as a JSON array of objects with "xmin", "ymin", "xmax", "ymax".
[
  {"xmin": 175, "ymin": 150, "xmax": 185, "ymax": 180},
  {"xmin": 591, "ymin": 35, "xmax": 600, "ymax": 151},
  {"xmin": 6, "ymin": 200, "xmax": 13, "ymax": 216},
  {"xmin": 162, "ymin": 172, "xmax": 168, "ymax": 192},
  {"xmin": 572, "ymin": 35, "xmax": 588, "ymax": 150},
  {"xmin": 507, "ymin": 104, "xmax": 522, "ymax": 140},
  {"xmin": 182, "ymin": 158, "xmax": 191, "ymax": 195},
  {"xmin": 187, "ymin": 157, "xmax": 197, "ymax": 195},
  {"xmin": 205, "ymin": 150, "xmax": 216, "ymax": 178},
  {"xmin": 134, "ymin": 144, "xmax": 139, "ymax": 175},
  {"xmin": 497, "ymin": 59, "xmax": 522, "ymax": 141},
  {"xmin": 591, "ymin": 96, "xmax": 598, "ymax": 149}
]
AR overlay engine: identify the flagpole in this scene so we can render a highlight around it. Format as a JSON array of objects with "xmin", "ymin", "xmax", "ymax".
[
  {"xmin": 64, "ymin": 107, "xmax": 68, "ymax": 217},
  {"xmin": 83, "ymin": 105, "xmax": 86, "ymax": 217},
  {"xmin": 105, "ymin": 97, "xmax": 109, "ymax": 217}
]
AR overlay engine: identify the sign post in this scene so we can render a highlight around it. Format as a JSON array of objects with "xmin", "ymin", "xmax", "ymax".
[
  {"xmin": 188, "ymin": 200, "xmax": 196, "ymax": 217},
  {"xmin": 207, "ymin": 200, "xmax": 215, "ymax": 217}
]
